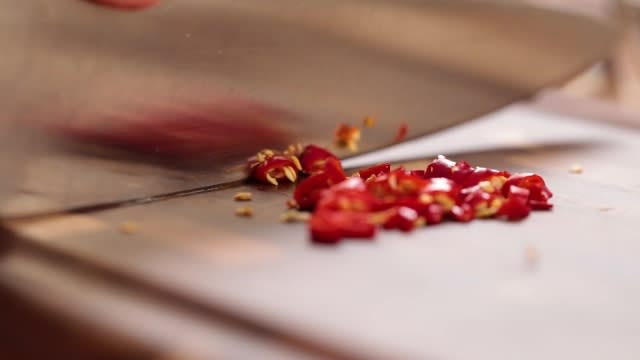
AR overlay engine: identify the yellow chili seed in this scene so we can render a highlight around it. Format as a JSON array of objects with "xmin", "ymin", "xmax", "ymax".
[{"xmin": 233, "ymin": 192, "xmax": 253, "ymax": 201}]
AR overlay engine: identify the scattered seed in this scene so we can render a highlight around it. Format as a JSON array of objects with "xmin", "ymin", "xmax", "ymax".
[
  {"xmin": 233, "ymin": 192, "xmax": 253, "ymax": 201},
  {"xmin": 280, "ymin": 210, "xmax": 311, "ymax": 223},
  {"xmin": 569, "ymin": 164, "xmax": 583, "ymax": 174},
  {"xmin": 235, "ymin": 207, "xmax": 254, "ymax": 217},
  {"xmin": 524, "ymin": 245, "xmax": 540, "ymax": 268},
  {"xmin": 265, "ymin": 173, "xmax": 279, "ymax": 186},
  {"xmin": 284, "ymin": 143, "xmax": 304, "ymax": 157},
  {"xmin": 119, "ymin": 221, "xmax": 139, "ymax": 235},
  {"xmin": 289, "ymin": 155, "xmax": 302, "ymax": 171},
  {"xmin": 283, "ymin": 166, "xmax": 298, "ymax": 183},
  {"xmin": 262, "ymin": 149, "xmax": 275, "ymax": 157},
  {"xmin": 363, "ymin": 116, "xmax": 376, "ymax": 128}
]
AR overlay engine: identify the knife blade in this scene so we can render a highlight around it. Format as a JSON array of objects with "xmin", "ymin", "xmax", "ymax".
[{"xmin": 0, "ymin": 0, "xmax": 613, "ymax": 218}]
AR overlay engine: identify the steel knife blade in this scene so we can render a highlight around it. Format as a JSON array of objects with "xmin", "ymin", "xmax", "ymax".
[{"xmin": 0, "ymin": 0, "xmax": 613, "ymax": 218}]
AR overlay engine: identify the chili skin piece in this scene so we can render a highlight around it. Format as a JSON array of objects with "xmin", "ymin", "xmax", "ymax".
[{"xmin": 299, "ymin": 145, "xmax": 339, "ymax": 175}]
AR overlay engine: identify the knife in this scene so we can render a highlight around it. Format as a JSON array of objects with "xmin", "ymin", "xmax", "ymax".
[{"xmin": 0, "ymin": 0, "xmax": 613, "ymax": 218}]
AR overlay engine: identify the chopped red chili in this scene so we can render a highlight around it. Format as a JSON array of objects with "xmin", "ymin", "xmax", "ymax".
[
  {"xmin": 310, "ymin": 211, "xmax": 376, "ymax": 244},
  {"xmin": 502, "ymin": 173, "xmax": 553, "ymax": 210},
  {"xmin": 299, "ymin": 145, "xmax": 339, "ymax": 175},
  {"xmin": 335, "ymin": 124, "xmax": 361, "ymax": 152},
  {"xmin": 248, "ymin": 151, "xmax": 301, "ymax": 186},
  {"xmin": 498, "ymin": 185, "xmax": 532, "ymax": 220},
  {"xmin": 284, "ymin": 154, "xmax": 553, "ymax": 244},
  {"xmin": 393, "ymin": 123, "xmax": 409, "ymax": 143},
  {"xmin": 292, "ymin": 157, "xmax": 347, "ymax": 210},
  {"xmin": 382, "ymin": 206, "xmax": 419, "ymax": 232},
  {"xmin": 450, "ymin": 203, "xmax": 474, "ymax": 223},
  {"xmin": 358, "ymin": 163, "xmax": 391, "ymax": 180}
]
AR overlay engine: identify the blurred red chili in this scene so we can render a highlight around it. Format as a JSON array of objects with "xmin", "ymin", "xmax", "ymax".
[
  {"xmin": 498, "ymin": 185, "xmax": 532, "ymax": 220},
  {"xmin": 393, "ymin": 123, "xmax": 409, "ymax": 143},
  {"xmin": 310, "ymin": 211, "xmax": 376, "ymax": 244},
  {"xmin": 383, "ymin": 206, "xmax": 419, "ymax": 232},
  {"xmin": 299, "ymin": 145, "xmax": 338, "ymax": 175},
  {"xmin": 450, "ymin": 203, "xmax": 474, "ymax": 222},
  {"xmin": 358, "ymin": 163, "xmax": 391, "ymax": 180},
  {"xmin": 425, "ymin": 155, "xmax": 456, "ymax": 178},
  {"xmin": 503, "ymin": 173, "xmax": 553, "ymax": 209},
  {"xmin": 293, "ymin": 157, "xmax": 346, "ymax": 210},
  {"xmin": 459, "ymin": 167, "xmax": 511, "ymax": 188},
  {"xmin": 248, "ymin": 153, "xmax": 300, "ymax": 186}
]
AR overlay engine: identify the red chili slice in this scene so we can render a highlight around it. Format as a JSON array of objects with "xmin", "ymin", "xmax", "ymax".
[
  {"xmin": 366, "ymin": 170, "xmax": 427, "ymax": 203},
  {"xmin": 293, "ymin": 173, "xmax": 331, "ymax": 210},
  {"xmin": 316, "ymin": 188, "xmax": 376, "ymax": 213},
  {"xmin": 409, "ymin": 170, "xmax": 426, "ymax": 178},
  {"xmin": 358, "ymin": 163, "xmax": 391, "ymax": 180},
  {"xmin": 422, "ymin": 178, "xmax": 460, "ymax": 211},
  {"xmin": 299, "ymin": 145, "xmax": 339, "ymax": 175},
  {"xmin": 450, "ymin": 203, "xmax": 474, "ymax": 222},
  {"xmin": 382, "ymin": 206, "xmax": 419, "ymax": 232},
  {"xmin": 393, "ymin": 123, "xmax": 409, "ymax": 143},
  {"xmin": 310, "ymin": 211, "xmax": 376, "ymax": 244},
  {"xmin": 450, "ymin": 161, "xmax": 474, "ymax": 184},
  {"xmin": 292, "ymin": 157, "xmax": 346, "ymax": 210},
  {"xmin": 502, "ymin": 173, "xmax": 553, "ymax": 209},
  {"xmin": 498, "ymin": 185, "xmax": 532, "ymax": 220},
  {"xmin": 425, "ymin": 155, "xmax": 456, "ymax": 178},
  {"xmin": 424, "ymin": 203, "xmax": 445, "ymax": 225},
  {"xmin": 459, "ymin": 167, "xmax": 511, "ymax": 188},
  {"xmin": 249, "ymin": 154, "xmax": 299, "ymax": 186}
]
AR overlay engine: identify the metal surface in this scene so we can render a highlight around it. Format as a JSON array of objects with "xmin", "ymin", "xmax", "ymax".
[
  {"xmin": 6, "ymin": 104, "xmax": 640, "ymax": 359},
  {"xmin": 0, "ymin": 0, "xmax": 613, "ymax": 217}
]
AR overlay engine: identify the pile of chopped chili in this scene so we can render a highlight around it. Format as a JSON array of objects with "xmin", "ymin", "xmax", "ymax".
[{"xmin": 247, "ymin": 145, "xmax": 553, "ymax": 244}]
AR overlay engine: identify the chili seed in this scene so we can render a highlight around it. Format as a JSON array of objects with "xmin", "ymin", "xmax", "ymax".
[
  {"xmin": 235, "ymin": 207, "xmax": 254, "ymax": 217},
  {"xmin": 233, "ymin": 192, "xmax": 253, "ymax": 201},
  {"xmin": 118, "ymin": 221, "xmax": 139, "ymax": 235},
  {"xmin": 569, "ymin": 164, "xmax": 583, "ymax": 174}
]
